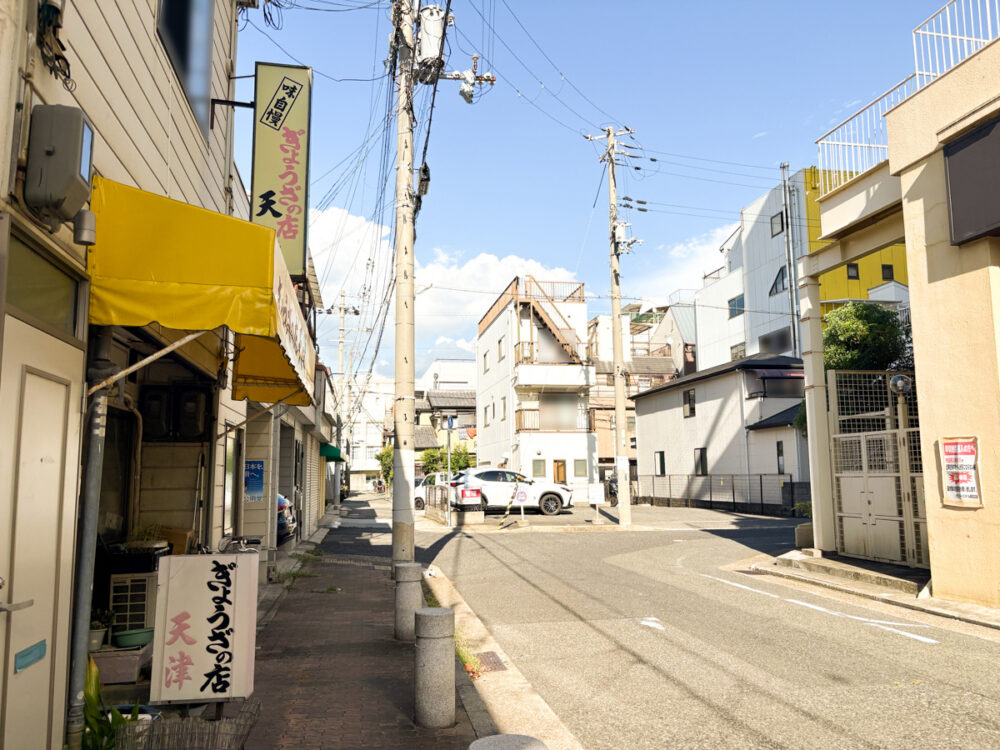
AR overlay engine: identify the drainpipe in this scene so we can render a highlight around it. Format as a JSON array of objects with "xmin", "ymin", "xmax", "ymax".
[{"xmin": 65, "ymin": 326, "xmax": 118, "ymax": 750}]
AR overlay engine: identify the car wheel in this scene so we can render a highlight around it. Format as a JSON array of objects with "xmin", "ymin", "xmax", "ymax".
[
  {"xmin": 539, "ymin": 494, "xmax": 562, "ymax": 516},
  {"xmin": 479, "ymin": 496, "xmax": 488, "ymax": 513},
  {"xmin": 415, "ymin": 498, "xmax": 425, "ymax": 510}
]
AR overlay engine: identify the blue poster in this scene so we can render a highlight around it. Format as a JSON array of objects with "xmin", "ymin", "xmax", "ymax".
[{"xmin": 245, "ymin": 460, "xmax": 264, "ymax": 503}]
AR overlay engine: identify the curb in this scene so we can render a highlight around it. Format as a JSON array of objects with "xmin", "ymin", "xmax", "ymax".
[
  {"xmin": 423, "ymin": 564, "xmax": 584, "ymax": 750},
  {"xmin": 752, "ymin": 563, "xmax": 1000, "ymax": 632}
]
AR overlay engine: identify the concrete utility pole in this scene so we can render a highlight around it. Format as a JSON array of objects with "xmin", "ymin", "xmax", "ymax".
[
  {"xmin": 588, "ymin": 126, "xmax": 636, "ymax": 528},
  {"xmin": 392, "ymin": 0, "xmax": 418, "ymax": 574},
  {"xmin": 780, "ymin": 162, "xmax": 800, "ymax": 357},
  {"xmin": 335, "ymin": 290, "xmax": 347, "ymax": 506},
  {"xmin": 390, "ymin": 1, "xmax": 494, "ymax": 575}
]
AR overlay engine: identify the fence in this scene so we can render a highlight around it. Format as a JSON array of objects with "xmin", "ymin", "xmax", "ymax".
[{"xmin": 634, "ymin": 474, "xmax": 804, "ymax": 516}]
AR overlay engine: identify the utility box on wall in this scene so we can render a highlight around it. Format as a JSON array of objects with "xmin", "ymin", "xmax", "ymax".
[{"xmin": 24, "ymin": 105, "xmax": 94, "ymax": 226}]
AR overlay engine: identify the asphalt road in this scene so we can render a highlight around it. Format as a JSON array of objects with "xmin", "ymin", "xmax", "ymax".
[{"xmin": 413, "ymin": 511, "xmax": 1000, "ymax": 750}]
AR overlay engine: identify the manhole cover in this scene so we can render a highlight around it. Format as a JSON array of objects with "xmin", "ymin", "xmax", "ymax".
[{"xmin": 474, "ymin": 651, "xmax": 507, "ymax": 672}]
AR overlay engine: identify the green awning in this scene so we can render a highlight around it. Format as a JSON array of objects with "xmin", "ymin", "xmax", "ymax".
[{"xmin": 320, "ymin": 444, "xmax": 344, "ymax": 462}]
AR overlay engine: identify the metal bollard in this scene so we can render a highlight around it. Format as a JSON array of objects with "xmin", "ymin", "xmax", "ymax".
[
  {"xmin": 469, "ymin": 736, "xmax": 548, "ymax": 750},
  {"xmin": 394, "ymin": 562, "xmax": 424, "ymax": 641},
  {"xmin": 414, "ymin": 607, "xmax": 455, "ymax": 728}
]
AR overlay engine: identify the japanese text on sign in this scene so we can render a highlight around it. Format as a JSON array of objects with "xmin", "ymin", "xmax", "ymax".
[
  {"xmin": 940, "ymin": 436, "xmax": 982, "ymax": 508},
  {"xmin": 151, "ymin": 555, "xmax": 258, "ymax": 703},
  {"xmin": 252, "ymin": 63, "xmax": 312, "ymax": 276}
]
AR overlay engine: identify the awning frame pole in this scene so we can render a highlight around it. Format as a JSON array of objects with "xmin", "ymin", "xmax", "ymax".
[
  {"xmin": 216, "ymin": 392, "xmax": 298, "ymax": 439},
  {"xmin": 86, "ymin": 330, "xmax": 209, "ymax": 396}
]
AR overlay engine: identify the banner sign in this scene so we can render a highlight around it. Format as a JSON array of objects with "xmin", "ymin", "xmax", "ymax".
[
  {"xmin": 940, "ymin": 436, "xmax": 982, "ymax": 508},
  {"xmin": 252, "ymin": 62, "xmax": 312, "ymax": 276},
  {"xmin": 150, "ymin": 554, "xmax": 258, "ymax": 704},
  {"xmin": 245, "ymin": 460, "xmax": 264, "ymax": 503},
  {"xmin": 273, "ymin": 243, "xmax": 316, "ymax": 397}
]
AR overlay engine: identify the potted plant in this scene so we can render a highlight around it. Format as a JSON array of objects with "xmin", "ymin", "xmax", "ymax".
[{"xmin": 88, "ymin": 609, "xmax": 113, "ymax": 652}]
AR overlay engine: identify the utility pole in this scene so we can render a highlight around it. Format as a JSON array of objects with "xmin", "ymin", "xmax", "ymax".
[
  {"xmin": 587, "ymin": 126, "xmax": 637, "ymax": 528},
  {"xmin": 391, "ymin": 0, "xmax": 418, "ymax": 575},
  {"xmin": 335, "ymin": 290, "xmax": 346, "ymax": 507},
  {"xmin": 780, "ymin": 162, "xmax": 800, "ymax": 357},
  {"xmin": 390, "ymin": 1, "xmax": 494, "ymax": 575}
]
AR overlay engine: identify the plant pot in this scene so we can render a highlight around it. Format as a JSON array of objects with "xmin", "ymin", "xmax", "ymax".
[{"xmin": 88, "ymin": 628, "xmax": 107, "ymax": 652}]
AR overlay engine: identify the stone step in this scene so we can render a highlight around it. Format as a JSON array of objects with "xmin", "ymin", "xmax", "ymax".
[{"xmin": 774, "ymin": 550, "xmax": 927, "ymax": 595}]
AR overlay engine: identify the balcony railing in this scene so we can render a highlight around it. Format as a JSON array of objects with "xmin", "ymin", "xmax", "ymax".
[
  {"xmin": 816, "ymin": 75, "xmax": 918, "ymax": 195},
  {"xmin": 817, "ymin": 0, "xmax": 1000, "ymax": 196},
  {"xmin": 515, "ymin": 408, "xmax": 589, "ymax": 432}
]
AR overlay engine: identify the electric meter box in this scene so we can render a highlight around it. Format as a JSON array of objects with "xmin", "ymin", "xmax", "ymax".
[{"xmin": 24, "ymin": 104, "xmax": 94, "ymax": 223}]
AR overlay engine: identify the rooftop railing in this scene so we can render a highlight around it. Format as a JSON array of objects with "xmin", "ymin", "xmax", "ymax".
[{"xmin": 817, "ymin": 0, "xmax": 1000, "ymax": 196}]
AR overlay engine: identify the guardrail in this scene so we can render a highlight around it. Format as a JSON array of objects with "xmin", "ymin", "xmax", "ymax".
[
  {"xmin": 634, "ymin": 473, "xmax": 805, "ymax": 516},
  {"xmin": 914, "ymin": 0, "xmax": 1000, "ymax": 85}
]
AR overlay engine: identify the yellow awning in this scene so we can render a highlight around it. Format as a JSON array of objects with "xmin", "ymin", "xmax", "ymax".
[{"xmin": 89, "ymin": 177, "xmax": 316, "ymax": 406}]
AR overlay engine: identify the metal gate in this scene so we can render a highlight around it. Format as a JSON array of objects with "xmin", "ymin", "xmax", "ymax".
[{"xmin": 829, "ymin": 370, "xmax": 927, "ymax": 568}]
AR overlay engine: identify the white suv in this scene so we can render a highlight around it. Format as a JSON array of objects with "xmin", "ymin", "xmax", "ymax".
[{"xmin": 459, "ymin": 468, "xmax": 572, "ymax": 516}]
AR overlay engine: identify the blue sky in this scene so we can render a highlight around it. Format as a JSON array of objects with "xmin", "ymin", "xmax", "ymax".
[{"xmin": 231, "ymin": 0, "xmax": 945, "ymax": 380}]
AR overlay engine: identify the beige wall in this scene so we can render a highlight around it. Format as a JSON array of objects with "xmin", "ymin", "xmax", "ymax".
[{"xmin": 886, "ymin": 40, "xmax": 1000, "ymax": 606}]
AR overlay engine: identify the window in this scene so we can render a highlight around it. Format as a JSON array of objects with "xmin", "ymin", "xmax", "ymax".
[
  {"xmin": 479, "ymin": 470, "xmax": 502, "ymax": 481},
  {"xmin": 498, "ymin": 336, "xmax": 505, "ymax": 360},
  {"xmin": 532, "ymin": 459, "xmax": 545, "ymax": 477},
  {"xmin": 730, "ymin": 343, "xmax": 746, "ymax": 361},
  {"xmin": 728, "ymin": 294, "xmax": 744, "ymax": 318},
  {"xmin": 366, "ymin": 445, "xmax": 377, "ymax": 461},
  {"xmin": 683, "ymin": 388, "xmax": 696, "ymax": 418},
  {"xmin": 7, "ymin": 234, "xmax": 79, "ymax": 338},
  {"xmin": 776, "ymin": 441, "xmax": 785, "ymax": 474},
  {"xmin": 769, "ymin": 266, "xmax": 787, "ymax": 297},
  {"xmin": 770, "ymin": 211, "xmax": 784, "ymax": 236},
  {"xmin": 694, "ymin": 448, "xmax": 707, "ymax": 476},
  {"xmin": 882, "ymin": 264, "xmax": 894, "ymax": 281},
  {"xmin": 847, "ymin": 263, "xmax": 860, "ymax": 280},
  {"xmin": 483, "ymin": 406, "xmax": 489, "ymax": 426},
  {"xmin": 157, "ymin": 0, "xmax": 213, "ymax": 133},
  {"xmin": 483, "ymin": 352, "xmax": 488, "ymax": 373},
  {"xmin": 759, "ymin": 327, "xmax": 792, "ymax": 355},
  {"xmin": 654, "ymin": 451, "xmax": 666, "ymax": 476},
  {"xmin": 501, "ymin": 396, "xmax": 507, "ymax": 421},
  {"xmin": 664, "ymin": 343, "xmax": 672, "ymax": 357},
  {"xmin": 574, "ymin": 459, "xmax": 587, "ymax": 477},
  {"xmin": 627, "ymin": 415, "xmax": 636, "ymax": 431},
  {"xmin": 491, "ymin": 402, "xmax": 496, "ymax": 420}
]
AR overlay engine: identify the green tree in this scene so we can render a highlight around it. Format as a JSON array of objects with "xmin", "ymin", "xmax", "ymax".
[
  {"xmin": 375, "ymin": 445, "xmax": 393, "ymax": 484},
  {"xmin": 794, "ymin": 302, "xmax": 909, "ymax": 435},
  {"xmin": 420, "ymin": 444, "xmax": 476, "ymax": 475},
  {"xmin": 822, "ymin": 302, "xmax": 906, "ymax": 371}
]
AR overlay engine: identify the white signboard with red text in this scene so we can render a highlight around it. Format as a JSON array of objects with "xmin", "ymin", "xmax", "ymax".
[
  {"xmin": 150, "ymin": 554, "xmax": 258, "ymax": 704},
  {"xmin": 940, "ymin": 436, "xmax": 983, "ymax": 508}
]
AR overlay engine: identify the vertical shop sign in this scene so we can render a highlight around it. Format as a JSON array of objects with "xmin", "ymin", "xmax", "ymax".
[
  {"xmin": 251, "ymin": 62, "xmax": 312, "ymax": 276},
  {"xmin": 150, "ymin": 555, "xmax": 258, "ymax": 703},
  {"xmin": 245, "ymin": 460, "xmax": 264, "ymax": 503},
  {"xmin": 940, "ymin": 436, "xmax": 982, "ymax": 508}
]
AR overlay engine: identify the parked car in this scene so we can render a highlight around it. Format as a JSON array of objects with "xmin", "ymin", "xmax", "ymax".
[
  {"xmin": 277, "ymin": 493, "xmax": 297, "ymax": 541},
  {"xmin": 414, "ymin": 472, "xmax": 463, "ymax": 510},
  {"xmin": 458, "ymin": 468, "xmax": 572, "ymax": 516}
]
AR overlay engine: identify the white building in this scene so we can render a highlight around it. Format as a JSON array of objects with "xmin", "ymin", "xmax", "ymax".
[
  {"xmin": 344, "ymin": 373, "xmax": 394, "ymax": 491},
  {"xmin": 632, "ymin": 354, "xmax": 809, "ymax": 510},
  {"xmin": 476, "ymin": 277, "xmax": 597, "ymax": 493},
  {"xmin": 418, "ymin": 358, "xmax": 476, "ymax": 391}
]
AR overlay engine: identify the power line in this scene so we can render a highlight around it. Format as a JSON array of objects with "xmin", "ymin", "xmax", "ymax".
[{"xmin": 247, "ymin": 19, "xmax": 388, "ymax": 82}]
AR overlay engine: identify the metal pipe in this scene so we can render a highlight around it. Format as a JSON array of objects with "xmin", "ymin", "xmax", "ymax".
[
  {"xmin": 86, "ymin": 330, "xmax": 207, "ymax": 396},
  {"xmin": 65, "ymin": 327, "xmax": 117, "ymax": 749}
]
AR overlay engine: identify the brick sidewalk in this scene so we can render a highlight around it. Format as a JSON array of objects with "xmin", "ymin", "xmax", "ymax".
[{"xmin": 246, "ymin": 529, "xmax": 478, "ymax": 750}]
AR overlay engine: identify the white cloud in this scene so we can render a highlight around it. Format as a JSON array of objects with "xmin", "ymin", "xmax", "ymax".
[
  {"xmin": 752, "ymin": 131, "xmax": 768, "ymax": 139},
  {"xmin": 629, "ymin": 223, "xmax": 740, "ymax": 305},
  {"xmin": 309, "ymin": 206, "xmax": 576, "ymax": 380},
  {"xmin": 434, "ymin": 335, "xmax": 476, "ymax": 353}
]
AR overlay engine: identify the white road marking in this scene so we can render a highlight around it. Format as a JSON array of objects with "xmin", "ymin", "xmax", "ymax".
[
  {"xmin": 639, "ymin": 616, "xmax": 665, "ymax": 631},
  {"xmin": 700, "ymin": 574, "xmax": 780, "ymax": 598},
  {"xmin": 699, "ymin": 577, "xmax": 937, "ymax": 644},
  {"xmin": 866, "ymin": 622, "xmax": 939, "ymax": 644}
]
